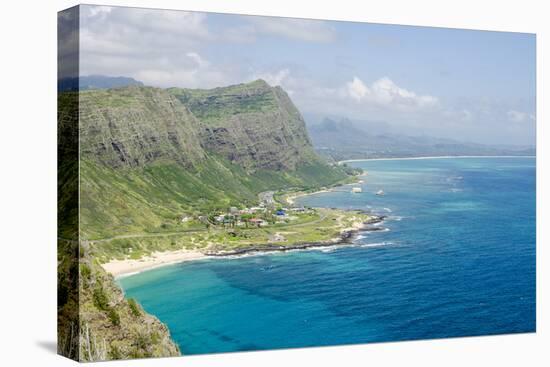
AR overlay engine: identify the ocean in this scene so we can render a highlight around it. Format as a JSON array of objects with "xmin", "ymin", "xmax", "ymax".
[{"xmin": 119, "ymin": 157, "xmax": 536, "ymax": 355}]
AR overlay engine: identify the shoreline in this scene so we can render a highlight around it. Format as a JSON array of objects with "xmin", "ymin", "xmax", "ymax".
[
  {"xmin": 102, "ymin": 249, "xmax": 209, "ymax": 278},
  {"xmin": 285, "ymin": 178, "xmax": 365, "ymax": 206},
  {"xmin": 285, "ymin": 188, "xmax": 332, "ymax": 205},
  {"xmin": 203, "ymin": 215, "xmax": 385, "ymax": 257},
  {"xmin": 103, "ymin": 215, "xmax": 386, "ymax": 278},
  {"xmin": 338, "ymin": 155, "xmax": 536, "ymax": 164}
]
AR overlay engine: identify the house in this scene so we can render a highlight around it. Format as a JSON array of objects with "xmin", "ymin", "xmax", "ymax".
[
  {"xmin": 249, "ymin": 218, "xmax": 267, "ymax": 227},
  {"xmin": 180, "ymin": 216, "xmax": 191, "ymax": 223},
  {"xmin": 269, "ymin": 233, "xmax": 286, "ymax": 242},
  {"xmin": 275, "ymin": 209, "xmax": 286, "ymax": 216}
]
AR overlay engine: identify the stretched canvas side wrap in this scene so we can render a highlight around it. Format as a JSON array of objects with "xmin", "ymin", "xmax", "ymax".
[{"xmin": 57, "ymin": 4, "xmax": 536, "ymax": 362}]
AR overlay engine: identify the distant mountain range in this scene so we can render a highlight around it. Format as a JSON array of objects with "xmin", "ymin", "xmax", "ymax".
[
  {"xmin": 58, "ymin": 75, "xmax": 144, "ymax": 91},
  {"xmin": 308, "ymin": 118, "xmax": 535, "ymax": 161}
]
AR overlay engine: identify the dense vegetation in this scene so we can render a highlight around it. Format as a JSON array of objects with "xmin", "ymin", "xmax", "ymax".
[{"xmin": 168, "ymin": 80, "xmax": 279, "ymax": 124}]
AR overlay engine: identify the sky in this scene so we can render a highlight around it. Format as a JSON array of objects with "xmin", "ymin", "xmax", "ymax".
[{"xmin": 77, "ymin": 5, "xmax": 536, "ymax": 146}]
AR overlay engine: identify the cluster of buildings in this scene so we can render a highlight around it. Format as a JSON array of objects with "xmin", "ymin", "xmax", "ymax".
[{"xmin": 186, "ymin": 205, "xmax": 311, "ymax": 228}]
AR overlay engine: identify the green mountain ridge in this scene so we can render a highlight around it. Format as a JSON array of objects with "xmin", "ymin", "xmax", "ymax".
[
  {"xmin": 78, "ymin": 81, "xmax": 348, "ymax": 239},
  {"xmin": 168, "ymin": 79, "xmax": 318, "ymax": 172}
]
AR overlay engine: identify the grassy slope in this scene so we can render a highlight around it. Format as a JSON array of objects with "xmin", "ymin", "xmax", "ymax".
[{"xmin": 81, "ymin": 155, "xmax": 348, "ymax": 240}]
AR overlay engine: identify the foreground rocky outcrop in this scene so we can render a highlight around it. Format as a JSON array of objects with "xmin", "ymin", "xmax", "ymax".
[{"xmin": 58, "ymin": 240, "xmax": 180, "ymax": 361}]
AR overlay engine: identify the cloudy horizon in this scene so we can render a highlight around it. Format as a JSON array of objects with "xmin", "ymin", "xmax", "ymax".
[{"xmin": 77, "ymin": 5, "xmax": 536, "ymax": 146}]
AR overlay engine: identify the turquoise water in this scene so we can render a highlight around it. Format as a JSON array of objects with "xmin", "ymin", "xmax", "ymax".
[{"xmin": 119, "ymin": 157, "xmax": 536, "ymax": 355}]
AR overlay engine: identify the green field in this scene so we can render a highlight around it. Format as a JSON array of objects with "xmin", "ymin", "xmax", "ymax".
[{"xmin": 90, "ymin": 208, "xmax": 372, "ymax": 263}]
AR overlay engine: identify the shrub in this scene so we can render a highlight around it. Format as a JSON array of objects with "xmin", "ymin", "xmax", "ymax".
[
  {"xmin": 93, "ymin": 286, "xmax": 109, "ymax": 311},
  {"xmin": 128, "ymin": 298, "xmax": 141, "ymax": 317},
  {"xmin": 150, "ymin": 332, "xmax": 160, "ymax": 345},
  {"xmin": 80, "ymin": 264, "xmax": 91, "ymax": 282},
  {"xmin": 135, "ymin": 333, "xmax": 149, "ymax": 349},
  {"xmin": 109, "ymin": 344, "xmax": 122, "ymax": 360},
  {"xmin": 108, "ymin": 308, "xmax": 120, "ymax": 326}
]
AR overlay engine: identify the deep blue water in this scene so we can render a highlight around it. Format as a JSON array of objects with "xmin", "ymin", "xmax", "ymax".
[{"xmin": 119, "ymin": 157, "xmax": 536, "ymax": 355}]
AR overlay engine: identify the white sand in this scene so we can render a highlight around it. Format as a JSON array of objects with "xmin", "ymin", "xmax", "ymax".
[
  {"xmin": 102, "ymin": 249, "xmax": 208, "ymax": 278},
  {"xmin": 286, "ymin": 189, "xmax": 332, "ymax": 205}
]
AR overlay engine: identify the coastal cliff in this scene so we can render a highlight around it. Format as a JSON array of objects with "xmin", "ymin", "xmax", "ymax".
[
  {"xmin": 78, "ymin": 81, "xmax": 348, "ymax": 239},
  {"xmin": 168, "ymin": 80, "xmax": 318, "ymax": 172},
  {"xmin": 59, "ymin": 79, "xmax": 355, "ymax": 361}
]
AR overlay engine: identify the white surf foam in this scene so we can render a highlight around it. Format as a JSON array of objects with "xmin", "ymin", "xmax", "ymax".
[{"xmin": 358, "ymin": 241, "xmax": 393, "ymax": 248}]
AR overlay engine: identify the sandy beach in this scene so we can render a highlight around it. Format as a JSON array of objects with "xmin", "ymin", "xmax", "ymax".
[
  {"xmin": 102, "ymin": 214, "xmax": 381, "ymax": 277},
  {"xmin": 285, "ymin": 189, "xmax": 332, "ymax": 205},
  {"xmin": 102, "ymin": 249, "xmax": 208, "ymax": 277}
]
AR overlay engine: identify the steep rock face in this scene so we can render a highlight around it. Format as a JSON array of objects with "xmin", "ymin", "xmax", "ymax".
[
  {"xmin": 79, "ymin": 86, "xmax": 205, "ymax": 168},
  {"xmin": 169, "ymin": 80, "xmax": 317, "ymax": 172}
]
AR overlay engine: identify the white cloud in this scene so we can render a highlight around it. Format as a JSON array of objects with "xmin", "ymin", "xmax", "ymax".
[
  {"xmin": 252, "ymin": 69, "xmax": 290, "ymax": 87},
  {"xmin": 133, "ymin": 52, "xmax": 233, "ymax": 88},
  {"xmin": 344, "ymin": 76, "xmax": 438, "ymax": 109},
  {"xmin": 86, "ymin": 5, "xmax": 112, "ymax": 18},
  {"xmin": 80, "ymin": 6, "xmax": 211, "ymax": 56},
  {"xmin": 79, "ymin": 5, "xmax": 340, "ymax": 90},
  {"xmin": 208, "ymin": 17, "xmax": 337, "ymax": 44},
  {"xmin": 249, "ymin": 17, "xmax": 337, "ymax": 43},
  {"xmin": 186, "ymin": 52, "xmax": 209, "ymax": 69},
  {"xmin": 346, "ymin": 77, "xmax": 370, "ymax": 102},
  {"xmin": 459, "ymin": 109, "xmax": 473, "ymax": 122},
  {"xmin": 74, "ymin": 6, "xmax": 534, "ymax": 146},
  {"xmin": 79, "ymin": 6, "xmax": 240, "ymax": 88},
  {"xmin": 507, "ymin": 110, "xmax": 531, "ymax": 123}
]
